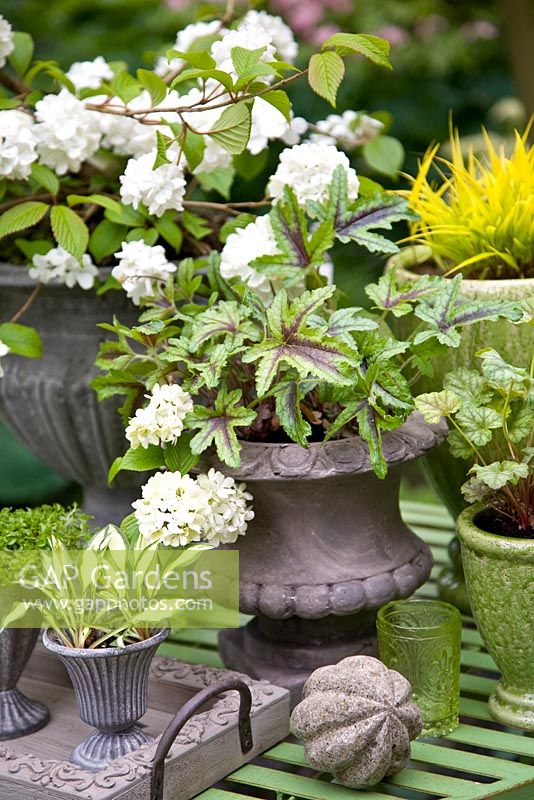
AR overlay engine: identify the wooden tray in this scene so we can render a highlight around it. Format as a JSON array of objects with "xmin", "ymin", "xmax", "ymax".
[{"xmin": 0, "ymin": 643, "xmax": 290, "ymax": 800}]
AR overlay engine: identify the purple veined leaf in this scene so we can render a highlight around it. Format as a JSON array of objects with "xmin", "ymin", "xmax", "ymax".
[
  {"xmin": 365, "ymin": 271, "xmax": 439, "ymax": 315},
  {"xmin": 273, "ymin": 380, "xmax": 311, "ymax": 447},
  {"xmin": 357, "ymin": 402, "xmax": 388, "ymax": 479},
  {"xmin": 188, "ymin": 390, "xmax": 256, "ymax": 468},
  {"xmin": 270, "ymin": 187, "xmax": 310, "ymax": 267}
]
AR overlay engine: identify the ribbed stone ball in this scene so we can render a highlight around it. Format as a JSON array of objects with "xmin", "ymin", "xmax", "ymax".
[{"xmin": 290, "ymin": 655, "xmax": 423, "ymax": 788}]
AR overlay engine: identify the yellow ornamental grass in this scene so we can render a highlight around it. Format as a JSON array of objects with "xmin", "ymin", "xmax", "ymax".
[{"xmin": 405, "ymin": 125, "xmax": 534, "ymax": 279}]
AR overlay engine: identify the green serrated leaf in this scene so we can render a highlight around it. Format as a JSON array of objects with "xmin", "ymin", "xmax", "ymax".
[
  {"xmin": 154, "ymin": 213, "xmax": 183, "ymax": 252},
  {"xmin": 30, "ymin": 163, "xmax": 59, "ymax": 196},
  {"xmin": 196, "ymin": 166, "xmax": 235, "ymax": 199},
  {"xmin": 111, "ymin": 70, "xmax": 141, "ymax": 103},
  {"xmin": 136, "ymin": 68, "xmax": 167, "ymax": 106},
  {"xmin": 108, "ymin": 443, "xmax": 165, "ymax": 483},
  {"xmin": 8, "ymin": 32, "xmax": 34, "ymax": 75},
  {"xmin": 261, "ymin": 90, "xmax": 291, "ymax": 121},
  {"xmin": 164, "ymin": 433, "xmax": 200, "ymax": 474},
  {"xmin": 231, "ymin": 46, "xmax": 265, "ymax": 76},
  {"xmin": 154, "ymin": 130, "xmax": 172, "ymax": 168},
  {"xmin": 0, "ymin": 201, "xmax": 49, "ymax": 241},
  {"xmin": 308, "ymin": 51, "xmax": 345, "ymax": 107},
  {"xmin": 182, "ymin": 129, "xmax": 206, "ymax": 172},
  {"xmin": 89, "ymin": 219, "xmax": 127, "ymax": 263},
  {"xmin": 0, "ymin": 322, "xmax": 43, "ymax": 358},
  {"xmin": 209, "ymin": 102, "xmax": 252, "ymax": 155},
  {"xmin": 50, "ymin": 205, "xmax": 89, "ymax": 262},
  {"xmin": 363, "ymin": 135, "xmax": 404, "ymax": 178},
  {"xmin": 322, "ymin": 33, "xmax": 392, "ymax": 69}
]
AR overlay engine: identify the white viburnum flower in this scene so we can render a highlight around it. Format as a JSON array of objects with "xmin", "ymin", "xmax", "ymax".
[
  {"xmin": 211, "ymin": 25, "xmax": 275, "ymax": 80},
  {"xmin": 120, "ymin": 149, "xmax": 186, "ymax": 217},
  {"xmin": 248, "ymin": 97, "xmax": 292, "ymax": 156},
  {"xmin": 66, "ymin": 56, "xmax": 114, "ymax": 90},
  {"xmin": 0, "ymin": 339, "xmax": 9, "ymax": 378},
  {"xmin": 34, "ymin": 90, "xmax": 102, "ymax": 174},
  {"xmin": 112, "ymin": 240, "xmax": 177, "ymax": 305},
  {"xmin": 126, "ymin": 383, "xmax": 194, "ymax": 450},
  {"xmin": 155, "ymin": 19, "xmax": 224, "ymax": 76},
  {"xmin": 268, "ymin": 142, "xmax": 360, "ymax": 205},
  {"xmin": 97, "ymin": 92, "xmax": 157, "ymax": 157},
  {"xmin": 0, "ymin": 16, "xmax": 14, "ymax": 69},
  {"xmin": 133, "ymin": 471, "xmax": 213, "ymax": 547},
  {"xmin": 220, "ymin": 215, "xmax": 280, "ymax": 303},
  {"xmin": 281, "ymin": 115, "xmax": 308, "ymax": 146},
  {"xmin": 196, "ymin": 468, "xmax": 254, "ymax": 546},
  {"xmin": 29, "ymin": 247, "xmax": 98, "ymax": 289},
  {"xmin": 0, "ymin": 110, "xmax": 38, "ymax": 180},
  {"xmin": 310, "ymin": 111, "xmax": 384, "ymax": 149},
  {"xmin": 239, "ymin": 10, "xmax": 298, "ymax": 63},
  {"xmin": 179, "ymin": 86, "xmax": 233, "ymax": 173}
]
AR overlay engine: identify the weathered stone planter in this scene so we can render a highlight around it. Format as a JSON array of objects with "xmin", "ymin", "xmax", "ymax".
[
  {"xmin": 0, "ymin": 263, "xmax": 140, "ymax": 526},
  {"xmin": 458, "ymin": 506, "xmax": 534, "ymax": 731},
  {"xmin": 42, "ymin": 628, "xmax": 170, "ymax": 771},
  {"xmin": 0, "ymin": 629, "xmax": 48, "ymax": 739},
  {"xmin": 217, "ymin": 413, "xmax": 446, "ymax": 703}
]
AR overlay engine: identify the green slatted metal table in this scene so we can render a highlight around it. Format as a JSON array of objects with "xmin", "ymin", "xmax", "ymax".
[{"xmin": 159, "ymin": 502, "xmax": 534, "ymax": 800}]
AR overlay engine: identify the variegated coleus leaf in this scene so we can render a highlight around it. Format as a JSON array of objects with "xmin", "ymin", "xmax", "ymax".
[
  {"xmin": 273, "ymin": 379, "xmax": 312, "ymax": 448},
  {"xmin": 188, "ymin": 300, "xmax": 260, "ymax": 351},
  {"xmin": 365, "ymin": 270, "xmax": 440, "ymax": 317},
  {"xmin": 310, "ymin": 164, "xmax": 416, "ymax": 254},
  {"xmin": 188, "ymin": 388, "xmax": 256, "ymax": 468}
]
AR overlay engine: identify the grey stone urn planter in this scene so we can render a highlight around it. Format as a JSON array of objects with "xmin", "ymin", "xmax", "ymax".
[
  {"xmin": 217, "ymin": 413, "xmax": 446, "ymax": 704},
  {"xmin": 42, "ymin": 628, "xmax": 169, "ymax": 771},
  {"xmin": 0, "ymin": 263, "xmax": 141, "ymax": 526},
  {"xmin": 0, "ymin": 628, "xmax": 49, "ymax": 739}
]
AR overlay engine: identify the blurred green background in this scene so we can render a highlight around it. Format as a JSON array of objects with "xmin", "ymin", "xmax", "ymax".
[{"xmin": 1, "ymin": 0, "xmax": 529, "ymax": 506}]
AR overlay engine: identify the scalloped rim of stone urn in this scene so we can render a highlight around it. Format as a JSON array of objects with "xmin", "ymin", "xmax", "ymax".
[{"xmin": 208, "ymin": 413, "xmax": 446, "ymax": 481}]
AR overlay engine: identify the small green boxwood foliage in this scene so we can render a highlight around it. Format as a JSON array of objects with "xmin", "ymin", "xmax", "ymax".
[{"xmin": 0, "ymin": 504, "xmax": 90, "ymax": 550}]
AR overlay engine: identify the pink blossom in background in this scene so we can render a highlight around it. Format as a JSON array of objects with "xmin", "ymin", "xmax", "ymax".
[
  {"xmin": 414, "ymin": 14, "xmax": 449, "ymax": 42},
  {"xmin": 460, "ymin": 20, "xmax": 499, "ymax": 42},
  {"xmin": 164, "ymin": 0, "xmax": 194, "ymax": 9},
  {"xmin": 374, "ymin": 24, "xmax": 410, "ymax": 47},
  {"xmin": 271, "ymin": 0, "xmax": 351, "ymax": 44}
]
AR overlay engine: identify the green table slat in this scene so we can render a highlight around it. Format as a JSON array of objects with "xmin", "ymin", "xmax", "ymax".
[
  {"xmin": 445, "ymin": 724, "xmax": 534, "ymax": 758},
  {"xmin": 410, "ymin": 742, "xmax": 532, "ymax": 779}
]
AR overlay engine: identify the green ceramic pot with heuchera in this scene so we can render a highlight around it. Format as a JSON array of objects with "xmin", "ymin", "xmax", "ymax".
[{"xmin": 457, "ymin": 504, "xmax": 534, "ymax": 731}]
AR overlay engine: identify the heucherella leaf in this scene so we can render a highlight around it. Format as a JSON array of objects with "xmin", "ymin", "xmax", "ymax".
[
  {"xmin": 461, "ymin": 475, "xmax": 493, "ymax": 504},
  {"xmin": 476, "ymin": 348, "xmax": 531, "ymax": 395},
  {"xmin": 322, "ymin": 32, "xmax": 392, "ymax": 70},
  {"xmin": 311, "ymin": 166, "xmax": 415, "ymax": 254},
  {"xmin": 443, "ymin": 367, "xmax": 493, "ymax": 407},
  {"xmin": 468, "ymin": 460, "xmax": 529, "ymax": 491},
  {"xmin": 357, "ymin": 403, "xmax": 388, "ymax": 479},
  {"xmin": 189, "ymin": 301, "xmax": 259, "ymax": 350},
  {"xmin": 414, "ymin": 276, "xmax": 523, "ymax": 348},
  {"xmin": 447, "ymin": 429, "xmax": 473, "ymax": 460},
  {"xmin": 456, "ymin": 405, "xmax": 502, "ymax": 447},
  {"xmin": 0, "ymin": 201, "xmax": 49, "ymax": 241},
  {"xmin": 365, "ymin": 271, "xmax": 439, "ymax": 317},
  {"xmin": 308, "ymin": 51, "xmax": 345, "ymax": 107},
  {"xmin": 309, "ymin": 307, "xmax": 378, "ymax": 346},
  {"xmin": 370, "ymin": 367, "xmax": 413, "ymax": 414},
  {"xmin": 209, "ymin": 102, "xmax": 252, "ymax": 155},
  {"xmin": 188, "ymin": 388, "xmax": 256, "ymax": 467},
  {"xmin": 508, "ymin": 401, "xmax": 534, "ymax": 443},
  {"xmin": 243, "ymin": 286, "xmax": 353, "ymax": 396},
  {"xmin": 273, "ymin": 380, "xmax": 311, "ymax": 448},
  {"xmin": 414, "ymin": 390, "xmax": 460, "ymax": 424},
  {"xmin": 267, "ymin": 187, "xmax": 334, "ymax": 271},
  {"xmin": 0, "ymin": 322, "xmax": 43, "ymax": 358}
]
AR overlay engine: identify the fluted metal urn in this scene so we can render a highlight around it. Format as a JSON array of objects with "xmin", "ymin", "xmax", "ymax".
[
  {"xmin": 0, "ymin": 629, "xmax": 49, "ymax": 739},
  {"xmin": 42, "ymin": 629, "xmax": 169, "ymax": 771},
  {"xmin": 0, "ymin": 263, "xmax": 141, "ymax": 527},
  {"xmin": 217, "ymin": 414, "xmax": 446, "ymax": 705}
]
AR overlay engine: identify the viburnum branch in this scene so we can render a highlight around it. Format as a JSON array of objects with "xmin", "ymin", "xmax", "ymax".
[{"xmin": 9, "ymin": 283, "xmax": 43, "ymax": 324}]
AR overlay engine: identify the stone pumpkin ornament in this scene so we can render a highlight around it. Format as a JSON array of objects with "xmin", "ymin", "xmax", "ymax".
[{"xmin": 290, "ymin": 655, "xmax": 423, "ymax": 788}]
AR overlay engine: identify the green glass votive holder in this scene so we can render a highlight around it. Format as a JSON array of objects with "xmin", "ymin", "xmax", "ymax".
[{"xmin": 377, "ymin": 599, "xmax": 461, "ymax": 737}]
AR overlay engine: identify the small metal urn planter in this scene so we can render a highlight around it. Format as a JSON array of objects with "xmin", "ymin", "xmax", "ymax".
[
  {"xmin": 42, "ymin": 628, "xmax": 169, "ymax": 771},
  {"xmin": 0, "ymin": 263, "xmax": 140, "ymax": 527},
  {"xmin": 0, "ymin": 629, "xmax": 49, "ymax": 739},
  {"xmin": 217, "ymin": 413, "xmax": 446, "ymax": 704}
]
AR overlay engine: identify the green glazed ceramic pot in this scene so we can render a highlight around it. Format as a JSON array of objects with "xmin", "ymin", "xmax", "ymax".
[{"xmin": 457, "ymin": 504, "xmax": 534, "ymax": 731}]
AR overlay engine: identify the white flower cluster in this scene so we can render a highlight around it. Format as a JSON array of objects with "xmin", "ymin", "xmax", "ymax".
[
  {"xmin": 126, "ymin": 383, "xmax": 194, "ymax": 450},
  {"xmin": 0, "ymin": 338, "xmax": 9, "ymax": 379},
  {"xmin": 120, "ymin": 149, "xmax": 186, "ymax": 217},
  {"xmin": 66, "ymin": 56, "xmax": 114, "ymax": 90},
  {"xmin": 33, "ymin": 90, "xmax": 101, "ymax": 174},
  {"xmin": 97, "ymin": 92, "xmax": 158, "ymax": 157},
  {"xmin": 179, "ymin": 87, "xmax": 232, "ymax": 173},
  {"xmin": 220, "ymin": 215, "xmax": 280, "ymax": 303},
  {"xmin": 240, "ymin": 10, "xmax": 298, "ymax": 63},
  {"xmin": 112, "ymin": 240, "xmax": 177, "ymax": 305},
  {"xmin": 0, "ymin": 15, "xmax": 14, "ymax": 68},
  {"xmin": 155, "ymin": 19, "xmax": 223, "ymax": 77},
  {"xmin": 268, "ymin": 142, "xmax": 360, "ymax": 205},
  {"xmin": 311, "ymin": 111, "xmax": 384, "ymax": 149},
  {"xmin": 133, "ymin": 468, "xmax": 254, "ymax": 548},
  {"xmin": 29, "ymin": 246, "xmax": 98, "ymax": 289},
  {"xmin": 0, "ymin": 110, "xmax": 37, "ymax": 180},
  {"xmin": 211, "ymin": 26, "xmax": 275, "ymax": 80}
]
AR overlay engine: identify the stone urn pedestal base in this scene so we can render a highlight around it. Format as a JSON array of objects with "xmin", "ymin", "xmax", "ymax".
[
  {"xmin": 216, "ymin": 414, "xmax": 445, "ymax": 705},
  {"xmin": 0, "ymin": 629, "xmax": 49, "ymax": 740}
]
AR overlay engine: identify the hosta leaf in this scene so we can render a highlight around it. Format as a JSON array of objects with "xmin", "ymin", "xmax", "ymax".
[
  {"xmin": 209, "ymin": 102, "xmax": 252, "ymax": 155},
  {"xmin": 308, "ymin": 51, "xmax": 344, "ymax": 107},
  {"xmin": 0, "ymin": 322, "xmax": 43, "ymax": 358},
  {"xmin": 414, "ymin": 390, "xmax": 460, "ymax": 424},
  {"xmin": 443, "ymin": 367, "xmax": 493, "ymax": 407},
  {"xmin": 188, "ymin": 389, "xmax": 256, "ymax": 467},
  {"xmin": 322, "ymin": 32, "xmax": 392, "ymax": 69},
  {"xmin": 365, "ymin": 271, "xmax": 439, "ymax": 317},
  {"xmin": 0, "ymin": 201, "xmax": 49, "ymax": 240},
  {"xmin": 469, "ymin": 460, "xmax": 529, "ymax": 491},
  {"xmin": 273, "ymin": 380, "xmax": 311, "ymax": 447},
  {"xmin": 51, "ymin": 205, "xmax": 89, "ymax": 262},
  {"xmin": 476, "ymin": 349, "xmax": 531, "ymax": 395},
  {"xmin": 456, "ymin": 405, "xmax": 502, "ymax": 447}
]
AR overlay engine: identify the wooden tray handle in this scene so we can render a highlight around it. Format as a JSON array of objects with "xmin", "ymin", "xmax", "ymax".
[{"xmin": 150, "ymin": 677, "xmax": 254, "ymax": 800}]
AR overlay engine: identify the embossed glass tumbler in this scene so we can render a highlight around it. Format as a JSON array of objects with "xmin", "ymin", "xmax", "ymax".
[{"xmin": 377, "ymin": 599, "xmax": 461, "ymax": 736}]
